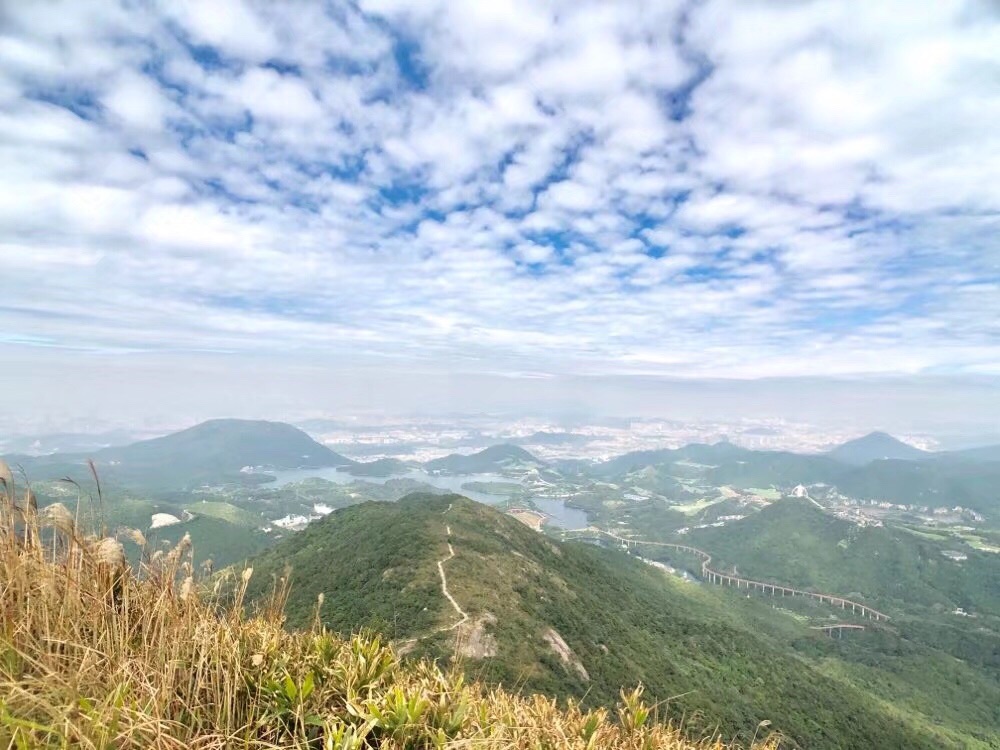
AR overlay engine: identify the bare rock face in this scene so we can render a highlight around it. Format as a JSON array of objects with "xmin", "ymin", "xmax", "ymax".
[
  {"xmin": 543, "ymin": 627, "xmax": 589, "ymax": 681},
  {"xmin": 455, "ymin": 612, "xmax": 498, "ymax": 658}
]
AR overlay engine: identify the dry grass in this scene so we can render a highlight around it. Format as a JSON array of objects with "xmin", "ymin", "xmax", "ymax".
[{"xmin": 0, "ymin": 463, "xmax": 778, "ymax": 749}]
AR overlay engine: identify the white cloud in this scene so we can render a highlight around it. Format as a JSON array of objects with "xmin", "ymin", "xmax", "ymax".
[
  {"xmin": 230, "ymin": 67, "xmax": 324, "ymax": 123},
  {"xmin": 103, "ymin": 70, "xmax": 175, "ymax": 131},
  {"xmin": 542, "ymin": 179, "xmax": 602, "ymax": 213},
  {"xmin": 167, "ymin": 0, "xmax": 279, "ymax": 61},
  {"xmin": 0, "ymin": 0, "xmax": 997, "ymax": 431}
]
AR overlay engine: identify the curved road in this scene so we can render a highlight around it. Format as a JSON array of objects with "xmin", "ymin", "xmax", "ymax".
[{"xmin": 568, "ymin": 528, "xmax": 890, "ymax": 622}]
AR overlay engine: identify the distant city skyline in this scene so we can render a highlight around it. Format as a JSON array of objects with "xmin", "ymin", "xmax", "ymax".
[
  {"xmin": 1, "ymin": 1, "xmax": 997, "ymax": 430},
  {"xmin": 3, "ymin": 344, "xmax": 998, "ymax": 444}
]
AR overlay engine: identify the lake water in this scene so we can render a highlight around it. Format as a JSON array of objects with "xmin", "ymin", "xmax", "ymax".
[
  {"xmin": 264, "ymin": 467, "xmax": 513, "ymax": 505},
  {"xmin": 530, "ymin": 497, "xmax": 590, "ymax": 530},
  {"xmin": 263, "ymin": 466, "xmax": 590, "ymax": 529}
]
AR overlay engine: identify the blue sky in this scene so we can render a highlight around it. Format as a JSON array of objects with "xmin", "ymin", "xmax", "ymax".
[{"xmin": 0, "ymin": 0, "xmax": 998, "ymax": 427}]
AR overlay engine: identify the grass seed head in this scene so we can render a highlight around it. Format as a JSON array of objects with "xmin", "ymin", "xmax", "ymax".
[
  {"xmin": 94, "ymin": 537, "xmax": 126, "ymax": 567},
  {"xmin": 41, "ymin": 502, "xmax": 76, "ymax": 535}
]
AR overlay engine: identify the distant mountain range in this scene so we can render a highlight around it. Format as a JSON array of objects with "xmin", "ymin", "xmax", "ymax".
[
  {"xmin": 570, "ymin": 435, "xmax": 1000, "ymax": 517},
  {"xmin": 827, "ymin": 431, "xmax": 1000, "ymax": 466},
  {"xmin": 3, "ymin": 421, "xmax": 997, "ymax": 511},
  {"xmin": 510, "ymin": 431, "xmax": 591, "ymax": 446},
  {"xmin": 94, "ymin": 418, "xmax": 353, "ymax": 469}
]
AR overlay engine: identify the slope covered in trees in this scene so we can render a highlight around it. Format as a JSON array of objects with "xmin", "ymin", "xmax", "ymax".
[{"xmin": 243, "ymin": 493, "xmax": 953, "ymax": 749}]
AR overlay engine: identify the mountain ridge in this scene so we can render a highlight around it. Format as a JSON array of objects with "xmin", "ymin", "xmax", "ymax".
[{"xmin": 241, "ymin": 492, "xmax": 945, "ymax": 749}]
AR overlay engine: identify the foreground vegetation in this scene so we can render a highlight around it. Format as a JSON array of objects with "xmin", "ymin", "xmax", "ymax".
[{"xmin": 0, "ymin": 467, "xmax": 774, "ymax": 749}]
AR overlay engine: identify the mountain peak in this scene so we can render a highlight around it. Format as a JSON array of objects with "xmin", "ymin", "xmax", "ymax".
[
  {"xmin": 828, "ymin": 431, "xmax": 927, "ymax": 465},
  {"xmin": 424, "ymin": 444, "xmax": 543, "ymax": 474},
  {"xmin": 90, "ymin": 418, "xmax": 353, "ymax": 488},
  {"xmin": 476, "ymin": 443, "xmax": 539, "ymax": 460}
]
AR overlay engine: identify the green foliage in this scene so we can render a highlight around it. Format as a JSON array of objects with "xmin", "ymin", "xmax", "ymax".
[
  {"xmin": 1, "ymin": 493, "xmax": 762, "ymax": 750},
  {"xmin": 244, "ymin": 497, "xmax": 447, "ymax": 639},
  {"xmin": 691, "ymin": 499, "xmax": 1000, "ymax": 616},
  {"xmin": 147, "ymin": 515, "xmax": 274, "ymax": 569},
  {"xmin": 424, "ymin": 445, "xmax": 541, "ymax": 474},
  {"xmin": 244, "ymin": 494, "xmax": 963, "ymax": 749},
  {"xmin": 345, "ymin": 458, "xmax": 415, "ymax": 477},
  {"xmin": 184, "ymin": 499, "xmax": 263, "ymax": 526}
]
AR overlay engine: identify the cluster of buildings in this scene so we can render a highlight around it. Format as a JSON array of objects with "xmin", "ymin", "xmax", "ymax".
[
  {"xmin": 676, "ymin": 521, "xmax": 727, "ymax": 535},
  {"xmin": 827, "ymin": 506, "xmax": 884, "ymax": 528}
]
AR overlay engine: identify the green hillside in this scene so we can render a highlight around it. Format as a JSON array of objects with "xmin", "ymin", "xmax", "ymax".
[
  {"xmin": 243, "ymin": 493, "xmax": 953, "ymax": 749},
  {"xmin": 344, "ymin": 457, "xmax": 415, "ymax": 476},
  {"xmin": 592, "ymin": 442, "xmax": 751, "ymax": 477},
  {"xmin": 184, "ymin": 499, "xmax": 263, "ymax": 527},
  {"xmin": 690, "ymin": 498, "xmax": 1000, "ymax": 616},
  {"xmin": 582, "ymin": 444, "xmax": 1000, "ymax": 519},
  {"xmin": 836, "ymin": 458, "xmax": 1000, "ymax": 516},
  {"xmin": 143, "ymin": 515, "xmax": 275, "ymax": 569},
  {"xmin": 679, "ymin": 499, "xmax": 1000, "ymax": 745},
  {"xmin": 828, "ymin": 432, "xmax": 929, "ymax": 465},
  {"xmin": 5, "ymin": 419, "xmax": 355, "ymax": 490},
  {"xmin": 424, "ymin": 444, "xmax": 543, "ymax": 474}
]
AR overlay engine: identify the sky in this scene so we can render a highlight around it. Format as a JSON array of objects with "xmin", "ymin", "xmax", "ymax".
[{"xmin": 1, "ymin": 0, "xmax": 998, "ymax": 432}]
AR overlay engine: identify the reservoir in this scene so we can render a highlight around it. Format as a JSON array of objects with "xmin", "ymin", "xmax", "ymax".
[{"xmin": 264, "ymin": 467, "xmax": 589, "ymax": 529}]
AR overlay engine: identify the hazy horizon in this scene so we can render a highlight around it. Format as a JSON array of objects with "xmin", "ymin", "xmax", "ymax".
[{"xmin": 3, "ymin": 344, "xmax": 998, "ymax": 446}]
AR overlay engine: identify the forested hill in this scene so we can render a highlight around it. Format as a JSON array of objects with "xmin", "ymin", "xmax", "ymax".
[
  {"xmin": 242, "ymin": 493, "xmax": 942, "ymax": 749},
  {"xmin": 423, "ymin": 444, "xmax": 543, "ymax": 473},
  {"xmin": 827, "ymin": 432, "xmax": 929, "ymax": 465},
  {"xmin": 3, "ymin": 419, "xmax": 354, "ymax": 489},
  {"xmin": 690, "ymin": 498, "xmax": 1000, "ymax": 616}
]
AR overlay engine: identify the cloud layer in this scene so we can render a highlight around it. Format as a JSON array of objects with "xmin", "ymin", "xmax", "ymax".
[{"xmin": 1, "ymin": 0, "xmax": 998, "ymax": 388}]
